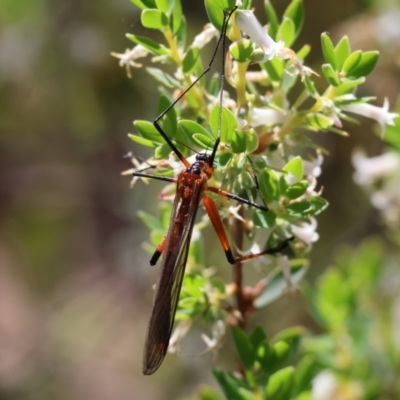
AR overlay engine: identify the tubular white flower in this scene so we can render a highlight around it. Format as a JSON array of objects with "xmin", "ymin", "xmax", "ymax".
[
  {"xmin": 292, "ymin": 218, "xmax": 319, "ymax": 249},
  {"xmin": 235, "ymin": 10, "xmax": 284, "ymax": 62},
  {"xmin": 352, "ymin": 149, "xmax": 400, "ymax": 185},
  {"xmin": 312, "ymin": 371, "xmax": 338, "ymax": 400},
  {"xmin": 303, "ymin": 152, "xmax": 323, "ymax": 179},
  {"xmin": 342, "ymin": 98, "xmax": 398, "ymax": 134},
  {"xmin": 250, "ymin": 107, "xmax": 286, "ymax": 127},
  {"xmin": 192, "ymin": 23, "xmax": 219, "ymax": 49},
  {"xmin": 278, "ymin": 255, "xmax": 297, "ymax": 293},
  {"xmin": 201, "ymin": 320, "xmax": 226, "ymax": 352},
  {"xmin": 235, "ymin": 10, "xmax": 316, "ymax": 79},
  {"xmin": 168, "ymin": 320, "xmax": 192, "ymax": 354},
  {"xmin": 111, "ymin": 45, "xmax": 150, "ymax": 78}
]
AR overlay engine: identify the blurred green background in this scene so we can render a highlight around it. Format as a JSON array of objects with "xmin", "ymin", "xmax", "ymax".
[{"xmin": 1, "ymin": 0, "xmax": 399, "ymax": 399}]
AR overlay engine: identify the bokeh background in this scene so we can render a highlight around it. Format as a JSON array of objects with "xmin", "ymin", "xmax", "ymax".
[{"xmin": 1, "ymin": 0, "xmax": 399, "ymax": 399}]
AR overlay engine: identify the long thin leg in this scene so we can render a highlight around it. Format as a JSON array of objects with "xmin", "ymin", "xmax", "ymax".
[
  {"xmin": 202, "ymin": 194, "xmax": 293, "ymax": 265},
  {"xmin": 207, "ymin": 186, "xmax": 268, "ymax": 212},
  {"xmin": 132, "ymin": 171, "xmax": 177, "ymax": 184},
  {"xmin": 153, "ymin": 8, "xmax": 237, "ymax": 167}
]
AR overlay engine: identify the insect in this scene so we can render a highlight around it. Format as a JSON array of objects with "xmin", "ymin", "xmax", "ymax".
[{"xmin": 131, "ymin": 8, "xmax": 292, "ymax": 375}]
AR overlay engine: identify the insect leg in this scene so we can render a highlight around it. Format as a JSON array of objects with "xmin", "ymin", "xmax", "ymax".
[
  {"xmin": 203, "ymin": 193, "xmax": 293, "ymax": 264},
  {"xmin": 203, "ymin": 194, "xmax": 236, "ymax": 263},
  {"xmin": 152, "ymin": 8, "xmax": 237, "ymax": 167},
  {"xmin": 207, "ymin": 186, "xmax": 268, "ymax": 212},
  {"xmin": 150, "ymin": 232, "xmax": 168, "ymax": 266}
]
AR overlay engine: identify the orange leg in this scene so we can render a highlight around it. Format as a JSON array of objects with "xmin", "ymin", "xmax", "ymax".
[
  {"xmin": 150, "ymin": 232, "xmax": 168, "ymax": 266},
  {"xmin": 202, "ymin": 194, "xmax": 293, "ymax": 264}
]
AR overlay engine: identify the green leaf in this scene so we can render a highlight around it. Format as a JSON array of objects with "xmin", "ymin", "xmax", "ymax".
[
  {"xmin": 171, "ymin": 0, "xmax": 183, "ymax": 34},
  {"xmin": 130, "ymin": 0, "xmax": 157, "ymax": 9},
  {"xmin": 146, "ymin": 67, "xmax": 180, "ymax": 88},
  {"xmin": 213, "ymin": 369, "xmax": 248, "ymax": 400},
  {"xmin": 218, "ymin": 152, "xmax": 232, "ymax": 167},
  {"xmin": 154, "ymin": 143, "xmax": 171, "ymax": 159},
  {"xmin": 157, "ymin": 95, "xmax": 178, "ymax": 139},
  {"xmin": 253, "ymin": 209, "xmax": 277, "ymax": 228},
  {"xmin": 283, "ymin": 0, "xmax": 304, "ymax": 41},
  {"xmin": 231, "ymin": 129, "xmax": 247, "ymax": 153},
  {"xmin": 347, "ymin": 50, "xmax": 379, "ymax": 78},
  {"xmin": 269, "ymin": 341, "xmax": 291, "ymax": 372},
  {"xmin": 182, "ymin": 47, "xmax": 200, "ymax": 73},
  {"xmin": 141, "ymin": 9, "xmax": 169, "ymax": 29},
  {"xmin": 334, "ymin": 36, "xmax": 351, "ymax": 71},
  {"xmin": 295, "ymin": 355, "xmax": 319, "ymax": 393},
  {"xmin": 249, "ymin": 326, "xmax": 267, "ymax": 349},
  {"xmin": 321, "ymin": 33, "xmax": 337, "ymax": 70},
  {"xmin": 256, "ymin": 342, "xmax": 272, "ymax": 372},
  {"xmin": 263, "ymin": 57, "xmax": 285, "ymax": 82},
  {"xmin": 322, "ymin": 63, "xmax": 340, "ymax": 86},
  {"xmin": 198, "ymin": 386, "xmax": 224, "ymax": 400},
  {"xmin": 210, "ymin": 105, "xmax": 237, "ymax": 143},
  {"xmin": 174, "ymin": 13, "xmax": 186, "ymax": 47},
  {"xmin": 254, "ymin": 261, "xmax": 308, "ymax": 308},
  {"xmin": 285, "ymin": 196, "xmax": 328, "ymax": 217},
  {"xmin": 259, "ymin": 169, "xmax": 279, "ymax": 203},
  {"xmin": 229, "ymin": 40, "xmax": 253, "ymax": 62},
  {"xmin": 265, "ymin": 1, "xmax": 279, "ymax": 40},
  {"xmin": 134, "ymin": 120, "xmax": 164, "ymax": 143},
  {"xmin": 303, "ymin": 75, "xmax": 318, "ymax": 98},
  {"xmin": 213, "ymin": 0, "xmax": 236, "ymax": 11},
  {"xmin": 305, "ymin": 113, "xmax": 334, "ymax": 130},
  {"xmin": 155, "ymin": 0, "xmax": 171, "ymax": 13},
  {"xmin": 126, "ymin": 34, "xmax": 168, "ymax": 55},
  {"xmin": 192, "ymin": 133, "xmax": 214, "ymax": 149},
  {"xmin": 265, "ymin": 367, "xmax": 295, "ymax": 400},
  {"xmin": 334, "ymin": 76, "xmax": 365, "ymax": 96},
  {"xmin": 205, "ymin": 0, "xmax": 224, "ymax": 31},
  {"xmin": 128, "ymin": 133, "xmax": 158, "ymax": 148},
  {"xmin": 284, "ymin": 181, "xmax": 308, "ymax": 199},
  {"xmin": 296, "ymin": 44, "xmax": 311, "ymax": 60},
  {"xmin": 283, "ymin": 156, "xmax": 304, "ymax": 180},
  {"xmin": 341, "ymin": 50, "xmax": 362, "ymax": 76},
  {"xmin": 231, "ymin": 326, "xmax": 255, "ymax": 370},
  {"xmin": 278, "ymin": 17, "xmax": 296, "ymax": 47},
  {"xmin": 138, "ymin": 210, "xmax": 164, "ymax": 231},
  {"xmin": 180, "ymin": 119, "xmax": 213, "ymax": 138},
  {"xmin": 245, "ymin": 129, "xmax": 259, "ymax": 153}
]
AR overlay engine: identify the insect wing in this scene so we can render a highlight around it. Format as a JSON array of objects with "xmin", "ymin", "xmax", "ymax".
[{"xmin": 142, "ymin": 181, "xmax": 203, "ymax": 375}]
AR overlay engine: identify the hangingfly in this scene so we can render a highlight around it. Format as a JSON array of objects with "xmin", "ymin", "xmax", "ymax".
[{"xmin": 130, "ymin": 7, "xmax": 292, "ymax": 375}]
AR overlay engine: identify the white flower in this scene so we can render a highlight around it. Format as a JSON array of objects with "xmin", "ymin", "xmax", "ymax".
[
  {"xmin": 250, "ymin": 107, "xmax": 286, "ymax": 127},
  {"xmin": 235, "ymin": 10, "xmax": 316, "ymax": 80},
  {"xmin": 312, "ymin": 371, "xmax": 337, "ymax": 400},
  {"xmin": 303, "ymin": 152, "xmax": 323, "ymax": 179},
  {"xmin": 235, "ymin": 10, "xmax": 284, "ymax": 62},
  {"xmin": 168, "ymin": 152, "xmax": 197, "ymax": 175},
  {"xmin": 342, "ymin": 98, "xmax": 398, "ymax": 135},
  {"xmin": 201, "ymin": 320, "xmax": 226, "ymax": 353},
  {"xmin": 278, "ymin": 255, "xmax": 297, "ymax": 293},
  {"xmin": 291, "ymin": 218, "xmax": 319, "ymax": 249},
  {"xmin": 111, "ymin": 45, "xmax": 150, "ymax": 78},
  {"xmin": 192, "ymin": 23, "xmax": 219, "ymax": 49},
  {"xmin": 352, "ymin": 149, "xmax": 400, "ymax": 185},
  {"xmin": 168, "ymin": 320, "xmax": 192, "ymax": 354}
]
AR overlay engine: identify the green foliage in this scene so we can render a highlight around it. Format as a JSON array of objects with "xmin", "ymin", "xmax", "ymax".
[{"xmin": 114, "ymin": 0, "xmax": 398, "ymax": 395}]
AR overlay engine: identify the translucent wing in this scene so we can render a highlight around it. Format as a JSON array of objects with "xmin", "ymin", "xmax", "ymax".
[{"xmin": 142, "ymin": 180, "xmax": 203, "ymax": 375}]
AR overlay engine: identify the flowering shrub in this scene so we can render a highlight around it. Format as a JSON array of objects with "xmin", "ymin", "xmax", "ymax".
[{"xmin": 113, "ymin": 0, "xmax": 398, "ymax": 397}]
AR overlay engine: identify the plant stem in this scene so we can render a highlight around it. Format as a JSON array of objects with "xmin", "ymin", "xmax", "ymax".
[{"xmin": 231, "ymin": 207, "xmax": 246, "ymax": 329}]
